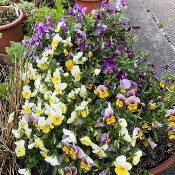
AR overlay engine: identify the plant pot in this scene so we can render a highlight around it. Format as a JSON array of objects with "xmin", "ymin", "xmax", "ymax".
[
  {"xmin": 148, "ymin": 154, "xmax": 175, "ymax": 175},
  {"xmin": 0, "ymin": 6, "xmax": 24, "ymax": 54},
  {"xmin": 74, "ymin": 0, "xmax": 109, "ymax": 14}
]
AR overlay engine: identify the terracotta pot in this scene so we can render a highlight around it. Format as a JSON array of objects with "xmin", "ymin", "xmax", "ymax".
[
  {"xmin": 148, "ymin": 154, "xmax": 175, "ymax": 175},
  {"xmin": 0, "ymin": 6, "xmax": 24, "ymax": 54},
  {"xmin": 74, "ymin": 0, "xmax": 109, "ymax": 14}
]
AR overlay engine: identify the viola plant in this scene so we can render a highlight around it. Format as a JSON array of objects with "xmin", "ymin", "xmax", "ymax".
[{"xmin": 9, "ymin": 1, "xmax": 175, "ymax": 175}]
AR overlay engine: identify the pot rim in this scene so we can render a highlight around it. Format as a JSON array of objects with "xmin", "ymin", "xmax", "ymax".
[
  {"xmin": 0, "ymin": 6, "xmax": 24, "ymax": 30},
  {"xmin": 148, "ymin": 153, "xmax": 175, "ymax": 175}
]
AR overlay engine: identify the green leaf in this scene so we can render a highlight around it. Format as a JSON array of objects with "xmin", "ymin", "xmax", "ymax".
[
  {"xmin": 52, "ymin": 166, "xmax": 58, "ymax": 175},
  {"xmin": 5, "ymin": 41, "xmax": 26, "ymax": 63},
  {"xmin": 153, "ymin": 130, "xmax": 159, "ymax": 142},
  {"xmin": 0, "ymin": 33, "xmax": 2, "ymax": 38}
]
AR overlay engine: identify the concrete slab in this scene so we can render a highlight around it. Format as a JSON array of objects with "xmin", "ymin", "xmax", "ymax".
[
  {"xmin": 142, "ymin": 0, "xmax": 175, "ymax": 45},
  {"xmin": 109, "ymin": 0, "xmax": 175, "ymax": 75}
]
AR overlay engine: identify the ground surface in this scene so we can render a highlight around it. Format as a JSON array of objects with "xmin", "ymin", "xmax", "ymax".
[{"xmin": 109, "ymin": 0, "xmax": 175, "ymax": 174}]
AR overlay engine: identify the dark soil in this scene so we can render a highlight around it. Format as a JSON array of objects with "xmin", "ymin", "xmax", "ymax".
[
  {"xmin": 0, "ymin": 7, "xmax": 18, "ymax": 26},
  {"xmin": 137, "ymin": 132, "xmax": 175, "ymax": 171}
]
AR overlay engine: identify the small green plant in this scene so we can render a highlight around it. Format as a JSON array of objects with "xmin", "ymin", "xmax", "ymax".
[
  {"xmin": 16, "ymin": 0, "xmax": 36, "ymax": 14},
  {"xmin": 0, "ymin": 7, "xmax": 18, "ymax": 26},
  {"xmin": 0, "ymin": 0, "xmax": 12, "ymax": 6},
  {"xmin": 158, "ymin": 23, "xmax": 164, "ymax": 28}
]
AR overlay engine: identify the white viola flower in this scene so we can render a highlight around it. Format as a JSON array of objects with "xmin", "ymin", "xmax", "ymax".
[
  {"xmin": 22, "ymin": 85, "xmax": 31, "ymax": 99},
  {"xmin": 49, "ymin": 109, "xmax": 65, "ymax": 126},
  {"xmin": 114, "ymin": 155, "xmax": 132, "ymax": 175},
  {"xmin": 30, "ymin": 68, "xmax": 38, "ymax": 80},
  {"xmin": 62, "ymin": 128, "xmax": 77, "ymax": 144},
  {"xmin": 52, "ymin": 68, "xmax": 61, "ymax": 84},
  {"xmin": 133, "ymin": 150, "xmax": 142, "ymax": 165},
  {"xmin": 118, "ymin": 118, "xmax": 127, "ymax": 128},
  {"xmin": 130, "ymin": 128, "xmax": 140, "ymax": 147},
  {"xmin": 71, "ymin": 65, "xmax": 81, "ymax": 81},
  {"xmin": 79, "ymin": 85, "xmax": 87, "ymax": 99},
  {"xmin": 92, "ymin": 144, "xmax": 108, "ymax": 159},
  {"xmin": 80, "ymin": 136, "xmax": 92, "ymax": 146},
  {"xmin": 45, "ymin": 156, "xmax": 59, "ymax": 166},
  {"xmin": 12, "ymin": 129, "xmax": 21, "ymax": 138},
  {"xmin": 45, "ymin": 72, "xmax": 52, "ymax": 82},
  {"xmin": 49, "ymin": 92, "xmax": 60, "ymax": 104},
  {"xmin": 34, "ymin": 75, "xmax": 44, "ymax": 93},
  {"xmin": 14, "ymin": 140, "xmax": 25, "ymax": 157},
  {"xmin": 94, "ymin": 68, "xmax": 101, "ymax": 75},
  {"xmin": 54, "ymin": 83, "xmax": 67, "ymax": 95},
  {"xmin": 119, "ymin": 127, "xmax": 132, "ymax": 142},
  {"xmin": 8, "ymin": 112, "xmax": 15, "ymax": 123},
  {"xmin": 59, "ymin": 102, "xmax": 67, "ymax": 114},
  {"xmin": 73, "ymin": 52, "xmax": 83, "ymax": 64},
  {"xmin": 44, "ymin": 90, "xmax": 52, "ymax": 100},
  {"xmin": 148, "ymin": 138, "xmax": 157, "ymax": 149},
  {"xmin": 55, "ymin": 22, "xmax": 64, "ymax": 32},
  {"xmin": 62, "ymin": 36, "xmax": 73, "ymax": 47},
  {"xmin": 18, "ymin": 168, "xmax": 31, "ymax": 175},
  {"xmin": 38, "ymin": 117, "xmax": 54, "ymax": 133},
  {"xmin": 67, "ymin": 111, "xmax": 78, "ymax": 124},
  {"xmin": 63, "ymin": 72, "xmax": 69, "ymax": 77},
  {"xmin": 35, "ymin": 102, "xmax": 42, "ymax": 117},
  {"xmin": 40, "ymin": 147, "xmax": 49, "ymax": 158},
  {"xmin": 52, "ymin": 33, "xmax": 62, "ymax": 50},
  {"xmin": 36, "ymin": 57, "xmax": 48, "ymax": 70},
  {"xmin": 42, "ymin": 49, "xmax": 54, "ymax": 58},
  {"xmin": 75, "ymin": 101, "xmax": 89, "ymax": 111},
  {"xmin": 23, "ymin": 124, "xmax": 32, "ymax": 138},
  {"xmin": 68, "ymin": 89, "xmax": 76, "ymax": 99}
]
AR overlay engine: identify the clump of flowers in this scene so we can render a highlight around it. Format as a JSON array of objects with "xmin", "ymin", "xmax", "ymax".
[{"xmin": 10, "ymin": 1, "xmax": 175, "ymax": 175}]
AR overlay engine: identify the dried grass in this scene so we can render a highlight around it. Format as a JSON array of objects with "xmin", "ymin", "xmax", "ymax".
[{"xmin": 0, "ymin": 56, "xmax": 24, "ymax": 175}]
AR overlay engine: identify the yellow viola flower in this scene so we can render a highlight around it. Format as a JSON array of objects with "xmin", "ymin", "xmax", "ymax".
[
  {"xmin": 149, "ymin": 103, "xmax": 156, "ymax": 110},
  {"xmin": 14, "ymin": 140, "xmax": 25, "ymax": 157},
  {"xmin": 115, "ymin": 99, "xmax": 123, "ymax": 109},
  {"xmin": 38, "ymin": 117, "xmax": 54, "ymax": 133},
  {"xmin": 22, "ymin": 85, "xmax": 31, "ymax": 99},
  {"xmin": 114, "ymin": 155, "xmax": 132, "ymax": 175},
  {"xmin": 128, "ymin": 103, "xmax": 138, "ymax": 112},
  {"xmin": 80, "ymin": 161, "xmax": 92, "ymax": 171},
  {"xmin": 88, "ymin": 51, "xmax": 93, "ymax": 58},
  {"xmin": 160, "ymin": 82, "xmax": 165, "ymax": 88},
  {"xmin": 80, "ymin": 136, "xmax": 92, "ymax": 146},
  {"xmin": 65, "ymin": 59, "xmax": 74, "ymax": 71}
]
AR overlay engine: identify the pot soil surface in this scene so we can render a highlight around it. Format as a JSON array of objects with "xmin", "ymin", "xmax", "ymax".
[{"xmin": 0, "ymin": 7, "xmax": 18, "ymax": 26}]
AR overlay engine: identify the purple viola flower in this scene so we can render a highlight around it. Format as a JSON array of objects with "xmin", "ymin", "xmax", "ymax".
[
  {"xmin": 103, "ymin": 59, "xmax": 115, "ymax": 73},
  {"xmin": 31, "ymin": 115, "xmax": 40, "ymax": 124},
  {"xmin": 84, "ymin": 131, "xmax": 88, "ymax": 135},
  {"xmin": 117, "ymin": 93, "xmax": 127, "ymax": 104},
  {"xmin": 99, "ymin": 133, "xmax": 107, "ymax": 145},
  {"xmin": 77, "ymin": 146, "xmax": 84, "ymax": 159},
  {"xmin": 116, "ymin": 0, "xmax": 128, "ymax": 10},
  {"xmin": 161, "ymin": 64, "xmax": 169, "ymax": 70},
  {"xmin": 107, "ymin": 53, "xmax": 118, "ymax": 59},
  {"xmin": 64, "ymin": 166, "xmax": 77, "ymax": 175},
  {"xmin": 95, "ymin": 122, "xmax": 105, "ymax": 128},
  {"xmin": 104, "ymin": 40, "xmax": 112, "ymax": 48},
  {"xmin": 91, "ymin": 9, "xmax": 96, "ymax": 15},
  {"xmin": 167, "ymin": 125, "xmax": 174, "ymax": 131},
  {"xmin": 116, "ymin": 69, "xmax": 126, "ymax": 80},
  {"xmin": 81, "ymin": 7, "xmax": 87, "ymax": 15},
  {"xmin": 126, "ymin": 90, "xmax": 135, "ymax": 97},
  {"xmin": 127, "ymin": 96, "xmax": 140, "ymax": 104},
  {"xmin": 121, "ymin": 79, "xmax": 131, "ymax": 89},
  {"xmin": 23, "ymin": 114, "xmax": 31, "ymax": 123},
  {"xmin": 153, "ymin": 122, "xmax": 163, "ymax": 128},
  {"xmin": 45, "ymin": 13, "xmax": 50, "ymax": 25},
  {"xmin": 165, "ymin": 109, "xmax": 175, "ymax": 119},
  {"xmin": 130, "ymin": 80, "xmax": 142, "ymax": 94},
  {"xmin": 76, "ymin": 23, "xmax": 82, "ymax": 28},
  {"xmin": 99, "ymin": 170, "xmax": 110, "ymax": 175}
]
